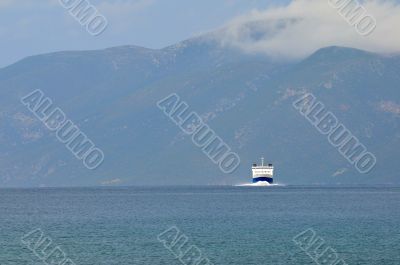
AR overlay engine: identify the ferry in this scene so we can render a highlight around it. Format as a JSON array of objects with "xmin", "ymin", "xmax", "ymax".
[{"xmin": 252, "ymin": 157, "xmax": 274, "ymax": 184}]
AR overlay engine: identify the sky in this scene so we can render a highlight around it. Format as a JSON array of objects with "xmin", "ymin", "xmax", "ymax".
[
  {"xmin": 1, "ymin": 0, "xmax": 399, "ymax": 68},
  {"xmin": 0, "ymin": 0, "xmax": 290, "ymax": 68},
  {"xmin": 214, "ymin": 0, "xmax": 400, "ymax": 59}
]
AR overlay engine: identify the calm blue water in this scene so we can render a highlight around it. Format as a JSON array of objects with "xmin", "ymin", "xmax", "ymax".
[{"xmin": 0, "ymin": 186, "xmax": 399, "ymax": 265}]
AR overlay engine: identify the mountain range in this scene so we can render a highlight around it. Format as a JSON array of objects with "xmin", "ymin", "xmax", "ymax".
[{"xmin": 0, "ymin": 36, "xmax": 399, "ymax": 187}]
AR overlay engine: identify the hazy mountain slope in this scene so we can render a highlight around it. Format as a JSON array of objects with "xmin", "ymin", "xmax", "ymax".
[
  {"xmin": 0, "ymin": 39, "xmax": 398, "ymax": 187},
  {"xmin": 213, "ymin": 46, "xmax": 400, "ymax": 185}
]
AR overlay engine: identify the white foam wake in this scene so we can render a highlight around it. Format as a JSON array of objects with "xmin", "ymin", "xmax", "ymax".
[{"xmin": 234, "ymin": 182, "xmax": 286, "ymax": 187}]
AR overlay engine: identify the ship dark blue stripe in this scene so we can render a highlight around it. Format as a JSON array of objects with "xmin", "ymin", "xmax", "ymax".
[{"xmin": 252, "ymin": 177, "xmax": 273, "ymax": 184}]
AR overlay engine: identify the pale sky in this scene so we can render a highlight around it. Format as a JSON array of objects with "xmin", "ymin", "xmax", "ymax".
[
  {"xmin": 1, "ymin": 0, "xmax": 399, "ymax": 68},
  {"xmin": 0, "ymin": 0, "xmax": 290, "ymax": 68}
]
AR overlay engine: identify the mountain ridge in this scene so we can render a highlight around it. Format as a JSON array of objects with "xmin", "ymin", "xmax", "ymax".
[{"xmin": 0, "ymin": 38, "xmax": 399, "ymax": 187}]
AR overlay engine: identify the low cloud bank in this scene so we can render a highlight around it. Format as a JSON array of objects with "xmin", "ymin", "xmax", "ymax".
[{"xmin": 211, "ymin": 0, "xmax": 400, "ymax": 59}]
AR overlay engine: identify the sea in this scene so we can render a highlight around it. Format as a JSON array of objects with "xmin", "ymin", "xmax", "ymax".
[{"xmin": 0, "ymin": 186, "xmax": 399, "ymax": 265}]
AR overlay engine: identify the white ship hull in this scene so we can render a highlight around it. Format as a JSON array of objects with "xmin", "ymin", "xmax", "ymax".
[{"xmin": 252, "ymin": 157, "xmax": 274, "ymax": 184}]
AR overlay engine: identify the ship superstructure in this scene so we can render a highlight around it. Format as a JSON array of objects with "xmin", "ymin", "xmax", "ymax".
[{"xmin": 252, "ymin": 157, "xmax": 274, "ymax": 184}]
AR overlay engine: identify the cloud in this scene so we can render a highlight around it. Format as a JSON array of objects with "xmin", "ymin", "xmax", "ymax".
[{"xmin": 211, "ymin": 0, "xmax": 400, "ymax": 59}]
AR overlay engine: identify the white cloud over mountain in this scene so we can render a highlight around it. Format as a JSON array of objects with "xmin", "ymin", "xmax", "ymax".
[{"xmin": 212, "ymin": 0, "xmax": 400, "ymax": 59}]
